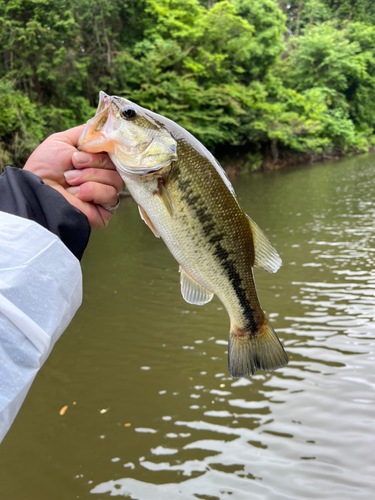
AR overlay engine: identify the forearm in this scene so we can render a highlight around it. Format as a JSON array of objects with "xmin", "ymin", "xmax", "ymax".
[{"xmin": 0, "ymin": 167, "xmax": 89, "ymax": 443}]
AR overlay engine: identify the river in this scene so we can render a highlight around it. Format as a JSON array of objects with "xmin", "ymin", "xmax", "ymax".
[{"xmin": 0, "ymin": 155, "xmax": 374, "ymax": 499}]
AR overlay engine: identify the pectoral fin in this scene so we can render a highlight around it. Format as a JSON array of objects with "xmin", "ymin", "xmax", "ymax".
[
  {"xmin": 157, "ymin": 180, "xmax": 174, "ymax": 217},
  {"xmin": 179, "ymin": 267, "xmax": 214, "ymax": 306},
  {"xmin": 138, "ymin": 205, "xmax": 160, "ymax": 238},
  {"xmin": 247, "ymin": 215, "xmax": 282, "ymax": 273}
]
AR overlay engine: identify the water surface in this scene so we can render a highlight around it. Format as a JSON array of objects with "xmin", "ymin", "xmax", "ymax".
[{"xmin": 0, "ymin": 155, "xmax": 374, "ymax": 499}]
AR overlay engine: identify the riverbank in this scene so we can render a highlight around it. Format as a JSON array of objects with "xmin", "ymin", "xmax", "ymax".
[{"xmin": 221, "ymin": 147, "xmax": 375, "ymax": 179}]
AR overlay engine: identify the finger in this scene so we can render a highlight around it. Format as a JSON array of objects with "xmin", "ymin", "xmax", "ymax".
[
  {"xmin": 50, "ymin": 125, "xmax": 86, "ymax": 147},
  {"xmin": 66, "ymin": 181, "xmax": 119, "ymax": 207},
  {"xmin": 64, "ymin": 168, "xmax": 124, "ymax": 193},
  {"xmin": 50, "ymin": 182, "xmax": 115, "ymax": 230},
  {"xmin": 72, "ymin": 151, "xmax": 117, "ymax": 171}
]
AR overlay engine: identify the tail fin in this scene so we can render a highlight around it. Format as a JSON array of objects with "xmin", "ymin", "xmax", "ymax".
[{"xmin": 228, "ymin": 319, "xmax": 288, "ymax": 378}]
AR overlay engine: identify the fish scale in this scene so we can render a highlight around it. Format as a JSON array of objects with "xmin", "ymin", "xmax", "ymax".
[
  {"xmin": 165, "ymin": 139, "xmax": 259, "ymax": 331},
  {"xmin": 78, "ymin": 92, "xmax": 288, "ymax": 377}
]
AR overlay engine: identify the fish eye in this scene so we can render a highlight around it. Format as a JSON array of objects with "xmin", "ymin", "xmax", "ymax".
[{"xmin": 121, "ymin": 107, "xmax": 137, "ymax": 119}]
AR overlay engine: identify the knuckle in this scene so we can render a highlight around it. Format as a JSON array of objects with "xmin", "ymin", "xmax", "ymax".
[
  {"xmin": 106, "ymin": 185, "xmax": 117, "ymax": 200},
  {"xmin": 81, "ymin": 181, "xmax": 95, "ymax": 198},
  {"xmin": 97, "ymin": 153, "xmax": 110, "ymax": 168},
  {"xmin": 48, "ymin": 132, "xmax": 60, "ymax": 141},
  {"xmin": 115, "ymin": 172, "xmax": 123, "ymax": 187},
  {"xmin": 89, "ymin": 153, "xmax": 107, "ymax": 169},
  {"xmin": 81, "ymin": 167, "xmax": 95, "ymax": 177}
]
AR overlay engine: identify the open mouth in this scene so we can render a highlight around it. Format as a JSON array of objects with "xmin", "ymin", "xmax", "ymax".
[{"xmin": 97, "ymin": 91, "xmax": 111, "ymax": 114}]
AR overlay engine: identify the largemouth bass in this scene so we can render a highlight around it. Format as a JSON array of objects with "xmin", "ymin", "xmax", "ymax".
[{"xmin": 78, "ymin": 92, "xmax": 288, "ymax": 377}]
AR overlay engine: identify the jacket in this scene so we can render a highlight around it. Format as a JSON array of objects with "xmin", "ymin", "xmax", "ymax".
[{"xmin": 0, "ymin": 167, "xmax": 90, "ymax": 442}]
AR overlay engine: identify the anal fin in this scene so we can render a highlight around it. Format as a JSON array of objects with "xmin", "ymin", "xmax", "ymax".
[
  {"xmin": 138, "ymin": 205, "xmax": 160, "ymax": 238},
  {"xmin": 247, "ymin": 215, "xmax": 282, "ymax": 273},
  {"xmin": 179, "ymin": 266, "xmax": 214, "ymax": 306}
]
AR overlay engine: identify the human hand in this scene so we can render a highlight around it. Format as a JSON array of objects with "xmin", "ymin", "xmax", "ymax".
[{"xmin": 24, "ymin": 125, "xmax": 123, "ymax": 230}]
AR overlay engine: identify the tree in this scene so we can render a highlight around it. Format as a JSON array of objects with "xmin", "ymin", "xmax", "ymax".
[
  {"xmin": 0, "ymin": 79, "xmax": 45, "ymax": 168},
  {"xmin": 276, "ymin": 21, "xmax": 375, "ymax": 140},
  {"xmin": 0, "ymin": 0, "xmax": 373, "ymax": 167},
  {"xmin": 278, "ymin": 0, "xmax": 331, "ymax": 36},
  {"xmin": 322, "ymin": 0, "xmax": 375, "ymax": 25},
  {"xmin": 233, "ymin": 0, "xmax": 286, "ymax": 79}
]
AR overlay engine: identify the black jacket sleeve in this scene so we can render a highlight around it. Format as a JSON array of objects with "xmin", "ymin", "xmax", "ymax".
[{"xmin": 0, "ymin": 166, "xmax": 90, "ymax": 260}]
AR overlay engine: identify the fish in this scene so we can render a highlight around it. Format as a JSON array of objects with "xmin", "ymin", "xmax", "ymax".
[{"xmin": 78, "ymin": 91, "xmax": 288, "ymax": 377}]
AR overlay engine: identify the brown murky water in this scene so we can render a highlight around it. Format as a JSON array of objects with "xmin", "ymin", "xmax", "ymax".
[{"xmin": 0, "ymin": 155, "xmax": 374, "ymax": 499}]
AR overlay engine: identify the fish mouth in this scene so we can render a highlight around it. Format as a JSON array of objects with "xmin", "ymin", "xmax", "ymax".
[
  {"xmin": 78, "ymin": 92, "xmax": 141, "ymax": 154},
  {"xmin": 98, "ymin": 91, "xmax": 111, "ymax": 111},
  {"xmin": 77, "ymin": 93, "xmax": 112, "ymax": 152}
]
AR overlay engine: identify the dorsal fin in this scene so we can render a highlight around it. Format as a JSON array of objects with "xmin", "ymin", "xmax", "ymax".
[
  {"xmin": 247, "ymin": 215, "xmax": 282, "ymax": 273},
  {"xmin": 179, "ymin": 267, "xmax": 214, "ymax": 305}
]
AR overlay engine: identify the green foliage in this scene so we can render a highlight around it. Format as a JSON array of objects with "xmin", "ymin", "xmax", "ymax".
[
  {"xmin": 0, "ymin": 0, "xmax": 374, "ymax": 167},
  {"xmin": 279, "ymin": 0, "xmax": 332, "ymax": 36},
  {"xmin": 346, "ymin": 22, "xmax": 375, "ymax": 131},
  {"xmin": 276, "ymin": 20, "xmax": 375, "ymax": 145},
  {"xmin": 322, "ymin": 0, "xmax": 375, "ymax": 25},
  {"xmin": 233, "ymin": 0, "xmax": 286, "ymax": 79},
  {"xmin": 281, "ymin": 23, "xmax": 366, "ymax": 92},
  {"xmin": 242, "ymin": 152, "xmax": 263, "ymax": 174},
  {"xmin": 0, "ymin": 79, "xmax": 45, "ymax": 168},
  {"xmin": 238, "ymin": 80, "xmax": 364, "ymax": 155},
  {"xmin": 142, "ymin": 0, "xmax": 255, "ymax": 83},
  {"xmin": 188, "ymin": 1, "xmax": 254, "ymax": 82},
  {"xmin": 113, "ymin": 41, "xmax": 246, "ymax": 146}
]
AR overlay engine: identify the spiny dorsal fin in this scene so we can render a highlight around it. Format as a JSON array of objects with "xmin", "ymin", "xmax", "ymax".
[
  {"xmin": 179, "ymin": 266, "xmax": 214, "ymax": 306},
  {"xmin": 138, "ymin": 205, "xmax": 160, "ymax": 238},
  {"xmin": 157, "ymin": 180, "xmax": 174, "ymax": 217},
  {"xmin": 247, "ymin": 215, "xmax": 282, "ymax": 273}
]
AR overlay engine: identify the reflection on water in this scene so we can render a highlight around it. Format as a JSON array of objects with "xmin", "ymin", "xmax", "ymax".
[{"xmin": 1, "ymin": 155, "xmax": 375, "ymax": 499}]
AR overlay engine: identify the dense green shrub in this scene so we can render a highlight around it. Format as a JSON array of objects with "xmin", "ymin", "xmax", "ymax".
[{"xmin": 1, "ymin": 0, "xmax": 374, "ymax": 167}]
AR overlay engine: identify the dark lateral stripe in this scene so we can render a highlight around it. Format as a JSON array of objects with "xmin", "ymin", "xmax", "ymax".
[
  {"xmin": 203, "ymin": 222, "xmax": 215, "ymax": 236},
  {"xmin": 174, "ymin": 157, "xmax": 256, "ymax": 331},
  {"xmin": 195, "ymin": 207, "xmax": 213, "ymax": 223},
  {"xmin": 177, "ymin": 185, "xmax": 256, "ymax": 330},
  {"xmin": 209, "ymin": 233, "xmax": 224, "ymax": 245},
  {"xmin": 213, "ymin": 242, "xmax": 257, "ymax": 332}
]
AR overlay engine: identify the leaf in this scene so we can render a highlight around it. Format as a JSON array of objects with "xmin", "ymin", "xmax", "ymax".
[{"xmin": 59, "ymin": 405, "xmax": 68, "ymax": 416}]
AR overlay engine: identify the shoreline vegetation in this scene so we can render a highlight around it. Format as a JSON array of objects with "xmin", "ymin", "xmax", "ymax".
[
  {"xmin": 221, "ymin": 145, "xmax": 375, "ymax": 178},
  {"xmin": 1, "ymin": 0, "xmax": 375, "ymax": 172}
]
